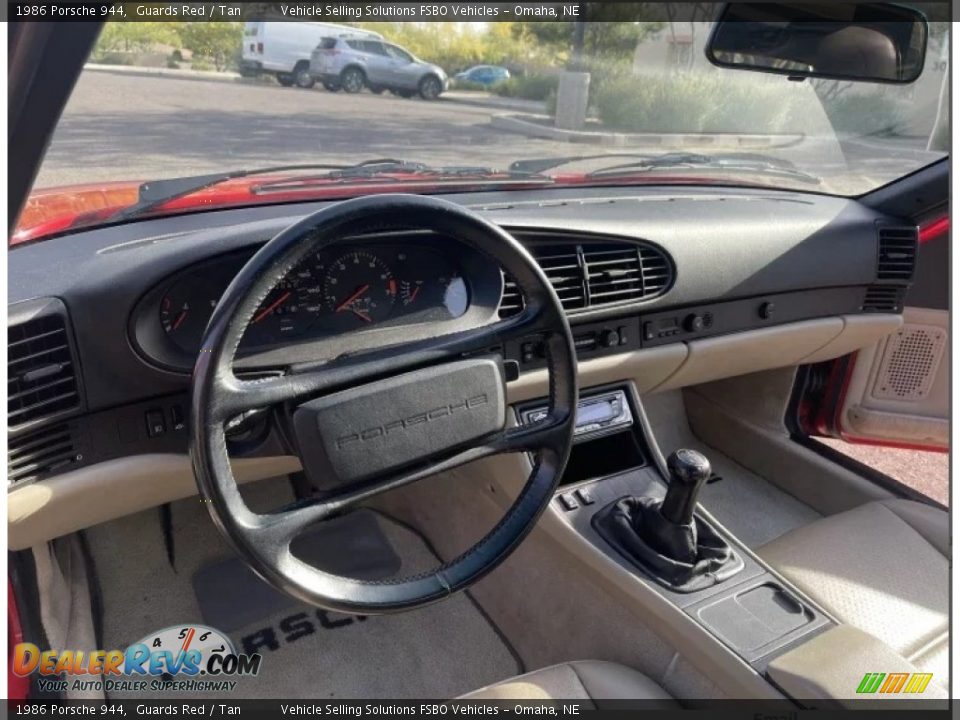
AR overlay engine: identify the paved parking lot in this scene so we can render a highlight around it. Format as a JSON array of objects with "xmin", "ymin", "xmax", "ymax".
[
  {"xmin": 37, "ymin": 69, "xmax": 939, "ymax": 192},
  {"xmin": 36, "ymin": 70, "xmax": 573, "ymax": 187}
]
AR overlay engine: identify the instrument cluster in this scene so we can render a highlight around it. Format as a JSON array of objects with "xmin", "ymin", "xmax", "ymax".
[{"xmin": 156, "ymin": 243, "xmax": 470, "ymax": 357}]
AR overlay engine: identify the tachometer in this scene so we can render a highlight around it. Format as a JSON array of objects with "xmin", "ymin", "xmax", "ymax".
[{"xmin": 323, "ymin": 251, "xmax": 396, "ymax": 328}]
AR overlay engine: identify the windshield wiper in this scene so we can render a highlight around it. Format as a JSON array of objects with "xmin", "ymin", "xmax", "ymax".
[
  {"xmin": 510, "ymin": 152, "xmax": 821, "ymax": 185},
  {"xmin": 111, "ymin": 159, "xmax": 551, "ymax": 222},
  {"xmin": 111, "ymin": 162, "xmax": 357, "ymax": 222}
]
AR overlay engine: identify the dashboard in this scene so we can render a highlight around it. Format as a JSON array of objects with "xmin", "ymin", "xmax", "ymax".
[{"xmin": 7, "ymin": 184, "xmax": 918, "ymax": 496}]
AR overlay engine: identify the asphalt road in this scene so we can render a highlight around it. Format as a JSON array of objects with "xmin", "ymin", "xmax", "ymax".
[{"xmin": 36, "ymin": 70, "xmax": 575, "ymax": 187}]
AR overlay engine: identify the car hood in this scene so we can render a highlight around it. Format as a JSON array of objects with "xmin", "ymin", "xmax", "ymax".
[{"xmin": 12, "ymin": 172, "xmax": 544, "ymax": 244}]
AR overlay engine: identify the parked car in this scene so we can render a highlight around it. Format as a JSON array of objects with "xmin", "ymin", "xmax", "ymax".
[
  {"xmin": 454, "ymin": 65, "xmax": 511, "ymax": 88},
  {"xmin": 310, "ymin": 37, "xmax": 448, "ymax": 100},
  {"xmin": 241, "ymin": 21, "xmax": 382, "ymax": 89}
]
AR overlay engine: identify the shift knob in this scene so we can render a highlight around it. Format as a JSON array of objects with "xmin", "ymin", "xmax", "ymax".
[{"xmin": 660, "ymin": 449, "xmax": 712, "ymax": 525}]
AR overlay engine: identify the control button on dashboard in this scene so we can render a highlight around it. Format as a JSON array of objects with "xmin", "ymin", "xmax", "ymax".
[
  {"xmin": 146, "ymin": 409, "xmax": 166, "ymax": 438},
  {"xmin": 600, "ymin": 329, "xmax": 620, "ymax": 348},
  {"xmin": 684, "ymin": 313, "xmax": 705, "ymax": 332},
  {"xmin": 575, "ymin": 487, "xmax": 595, "ymax": 506},
  {"xmin": 171, "ymin": 405, "xmax": 186, "ymax": 431},
  {"xmin": 558, "ymin": 493, "xmax": 579, "ymax": 512}
]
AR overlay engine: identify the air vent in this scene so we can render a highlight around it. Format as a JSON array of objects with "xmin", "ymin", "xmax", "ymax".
[
  {"xmin": 8, "ymin": 423, "xmax": 79, "ymax": 487},
  {"xmin": 534, "ymin": 246, "xmax": 587, "ymax": 311},
  {"xmin": 9, "ymin": 312, "xmax": 81, "ymax": 430},
  {"xmin": 877, "ymin": 226, "xmax": 918, "ymax": 281},
  {"xmin": 862, "ymin": 286, "xmax": 905, "ymax": 313},
  {"xmin": 499, "ymin": 276, "xmax": 523, "ymax": 318},
  {"xmin": 584, "ymin": 244, "xmax": 672, "ymax": 304},
  {"xmin": 499, "ymin": 239, "xmax": 672, "ymax": 317}
]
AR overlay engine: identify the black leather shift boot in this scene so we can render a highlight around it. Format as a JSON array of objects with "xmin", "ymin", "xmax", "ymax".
[{"xmin": 592, "ymin": 496, "xmax": 744, "ymax": 592}]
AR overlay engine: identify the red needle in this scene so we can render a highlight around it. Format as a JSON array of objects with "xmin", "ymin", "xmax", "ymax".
[
  {"xmin": 408, "ymin": 286, "xmax": 421, "ymax": 303},
  {"xmin": 253, "ymin": 291, "xmax": 291, "ymax": 323},
  {"xmin": 351, "ymin": 309, "xmax": 373, "ymax": 323},
  {"xmin": 335, "ymin": 284, "xmax": 370, "ymax": 312},
  {"xmin": 172, "ymin": 310, "xmax": 188, "ymax": 330}
]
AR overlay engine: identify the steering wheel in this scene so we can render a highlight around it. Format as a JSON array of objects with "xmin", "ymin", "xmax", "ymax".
[{"xmin": 190, "ymin": 194, "xmax": 578, "ymax": 613}]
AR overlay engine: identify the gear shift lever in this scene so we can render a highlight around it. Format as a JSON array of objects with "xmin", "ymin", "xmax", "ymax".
[
  {"xmin": 660, "ymin": 449, "xmax": 712, "ymax": 525},
  {"xmin": 592, "ymin": 447, "xmax": 742, "ymax": 591}
]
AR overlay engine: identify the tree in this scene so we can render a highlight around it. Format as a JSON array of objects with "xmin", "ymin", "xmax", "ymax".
[
  {"xmin": 94, "ymin": 22, "xmax": 181, "ymax": 56},
  {"xmin": 523, "ymin": 4, "xmax": 664, "ymax": 65},
  {"xmin": 179, "ymin": 22, "xmax": 243, "ymax": 71}
]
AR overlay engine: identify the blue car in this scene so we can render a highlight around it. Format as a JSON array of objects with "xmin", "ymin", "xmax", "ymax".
[{"xmin": 454, "ymin": 65, "xmax": 511, "ymax": 87}]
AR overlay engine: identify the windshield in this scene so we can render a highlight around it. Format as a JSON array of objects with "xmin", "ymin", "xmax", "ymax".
[{"xmin": 24, "ymin": 5, "xmax": 950, "ymax": 239}]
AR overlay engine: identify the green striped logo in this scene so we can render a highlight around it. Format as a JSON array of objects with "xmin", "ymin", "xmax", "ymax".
[
  {"xmin": 857, "ymin": 673, "xmax": 886, "ymax": 693},
  {"xmin": 857, "ymin": 672, "xmax": 933, "ymax": 694}
]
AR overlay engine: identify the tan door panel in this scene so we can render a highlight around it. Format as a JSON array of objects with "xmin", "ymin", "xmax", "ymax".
[{"xmin": 837, "ymin": 307, "xmax": 948, "ymax": 448}]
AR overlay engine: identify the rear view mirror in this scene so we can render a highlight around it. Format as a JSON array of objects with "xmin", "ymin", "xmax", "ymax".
[{"xmin": 707, "ymin": 3, "xmax": 928, "ymax": 84}]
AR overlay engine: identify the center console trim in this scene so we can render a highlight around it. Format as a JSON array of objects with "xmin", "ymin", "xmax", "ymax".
[{"xmin": 524, "ymin": 380, "xmax": 839, "ymax": 679}]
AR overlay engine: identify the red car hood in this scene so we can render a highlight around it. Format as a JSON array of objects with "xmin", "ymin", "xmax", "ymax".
[{"xmin": 11, "ymin": 171, "xmax": 781, "ymax": 246}]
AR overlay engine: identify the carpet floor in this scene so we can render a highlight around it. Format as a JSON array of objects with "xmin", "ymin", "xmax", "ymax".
[{"xmin": 83, "ymin": 478, "xmax": 522, "ymax": 699}]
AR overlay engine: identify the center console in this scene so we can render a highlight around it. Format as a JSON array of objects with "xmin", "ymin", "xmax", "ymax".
[{"xmin": 516, "ymin": 384, "xmax": 834, "ymax": 675}]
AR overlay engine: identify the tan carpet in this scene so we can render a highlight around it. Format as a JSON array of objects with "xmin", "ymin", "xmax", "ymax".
[{"xmin": 84, "ymin": 477, "xmax": 521, "ymax": 699}]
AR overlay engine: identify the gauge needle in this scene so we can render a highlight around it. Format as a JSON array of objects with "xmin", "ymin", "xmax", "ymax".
[
  {"xmin": 180, "ymin": 627, "xmax": 196, "ymax": 653},
  {"xmin": 335, "ymin": 284, "xmax": 370, "ymax": 312},
  {"xmin": 351, "ymin": 309, "xmax": 373, "ymax": 323},
  {"xmin": 253, "ymin": 290, "xmax": 291, "ymax": 323},
  {"xmin": 408, "ymin": 286, "xmax": 421, "ymax": 303},
  {"xmin": 172, "ymin": 310, "xmax": 188, "ymax": 330}
]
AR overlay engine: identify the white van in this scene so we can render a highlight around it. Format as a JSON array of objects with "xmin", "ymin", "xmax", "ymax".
[{"xmin": 241, "ymin": 22, "xmax": 382, "ymax": 89}]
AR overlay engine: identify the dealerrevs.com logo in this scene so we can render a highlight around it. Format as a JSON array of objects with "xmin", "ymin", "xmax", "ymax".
[{"xmin": 13, "ymin": 624, "xmax": 262, "ymax": 694}]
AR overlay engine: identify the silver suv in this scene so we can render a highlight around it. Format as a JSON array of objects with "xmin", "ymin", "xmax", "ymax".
[{"xmin": 311, "ymin": 37, "xmax": 448, "ymax": 100}]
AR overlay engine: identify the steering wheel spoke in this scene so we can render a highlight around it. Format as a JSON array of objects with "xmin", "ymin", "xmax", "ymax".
[{"xmin": 496, "ymin": 412, "xmax": 571, "ymax": 454}]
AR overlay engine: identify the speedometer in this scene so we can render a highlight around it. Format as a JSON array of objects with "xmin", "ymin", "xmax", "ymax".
[
  {"xmin": 323, "ymin": 251, "xmax": 397, "ymax": 329},
  {"xmin": 242, "ymin": 264, "xmax": 324, "ymax": 346}
]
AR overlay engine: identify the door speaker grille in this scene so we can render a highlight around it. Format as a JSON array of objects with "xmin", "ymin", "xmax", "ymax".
[{"xmin": 871, "ymin": 325, "xmax": 946, "ymax": 401}]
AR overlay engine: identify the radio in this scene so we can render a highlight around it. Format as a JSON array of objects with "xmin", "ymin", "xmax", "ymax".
[{"xmin": 519, "ymin": 389, "xmax": 633, "ymax": 442}]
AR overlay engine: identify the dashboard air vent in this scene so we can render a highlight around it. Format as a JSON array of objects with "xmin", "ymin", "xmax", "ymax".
[
  {"xmin": 533, "ymin": 246, "xmax": 587, "ymax": 311},
  {"xmin": 862, "ymin": 286, "xmax": 905, "ymax": 313},
  {"xmin": 499, "ymin": 276, "xmax": 524, "ymax": 318},
  {"xmin": 877, "ymin": 226, "xmax": 918, "ymax": 281},
  {"xmin": 8, "ymin": 423, "xmax": 79, "ymax": 487},
  {"xmin": 499, "ymin": 239, "xmax": 672, "ymax": 318},
  {"xmin": 583, "ymin": 244, "xmax": 671, "ymax": 304},
  {"xmin": 9, "ymin": 312, "xmax": 81, "ymax": 430}
]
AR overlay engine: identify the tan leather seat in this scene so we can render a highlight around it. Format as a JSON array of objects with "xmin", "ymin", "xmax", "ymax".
[
  {"xmin": 758, "ymin": 500, "xmax": 948, "ymax": 687},
  {"xmin": 459, "ymin": 661, "xmax": 676, "ymax": 704}
]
